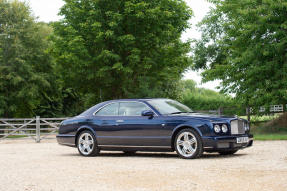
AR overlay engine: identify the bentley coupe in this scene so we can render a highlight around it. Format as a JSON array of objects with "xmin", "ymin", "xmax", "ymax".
[{"xmin": 57, "ymin": 98, "xmax": 253, "ymax": 159}]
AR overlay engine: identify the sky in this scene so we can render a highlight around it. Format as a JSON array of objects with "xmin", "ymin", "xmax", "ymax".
[{"xmin": 23, "ymin": 0, "xmax": 220, "ymax": 92}]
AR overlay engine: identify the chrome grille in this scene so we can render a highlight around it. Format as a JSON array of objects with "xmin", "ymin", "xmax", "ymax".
[{"xmin": 230, "ymin": 120, "xmax": 245, "ymax": 134}]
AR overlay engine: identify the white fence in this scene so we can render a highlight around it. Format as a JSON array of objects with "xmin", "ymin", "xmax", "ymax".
[
  {"xmin": 0, "ymin": 117, "xmax": 68, "ymax": 142},
  {"xmin": 269, "ymin": 105, "xmax": 284, "ymax": 112},
  {"xmin": 250, "ymin": 104, "xmax": 286, "ymax": 113}
]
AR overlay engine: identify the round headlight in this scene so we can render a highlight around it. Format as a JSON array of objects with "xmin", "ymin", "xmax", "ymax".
[
  {"xmin": 222, "ymin": 124, "xmax": 228, "ymax": 133},
  {"xmin": 214, "ymin": 124, "xmax": 221, "ymax": 133}
]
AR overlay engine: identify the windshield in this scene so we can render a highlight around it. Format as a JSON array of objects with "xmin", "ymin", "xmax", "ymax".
[{"xmin": 147, "ymin": 99, "xmax": 193, "ymax": 115}]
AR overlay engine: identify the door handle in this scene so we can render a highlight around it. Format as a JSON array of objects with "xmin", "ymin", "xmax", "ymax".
[{"xmin": 116, "ymin": 120, "xmax": 124, "ymax": 123}]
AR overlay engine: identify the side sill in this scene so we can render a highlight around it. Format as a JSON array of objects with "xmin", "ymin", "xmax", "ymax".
[
  {"xmin": 98, "ymin": 145, "xmax": 171, "ymax": 148},
  {"xmin": 98, "ymin": 145, "xmax": 173, "ymax": 152}
]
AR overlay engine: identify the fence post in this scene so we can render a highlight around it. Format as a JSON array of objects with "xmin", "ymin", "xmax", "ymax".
[
  {"xmin": 218, "ymin": 107, "xmax": 223, "ymax": 115},
  {"xmin": 246, "ymin": 107, "xmax": 251, "ymax": 122},
  {"xmin": 36, "ymin": 116, "xmax": 40, "ymax": 143}
]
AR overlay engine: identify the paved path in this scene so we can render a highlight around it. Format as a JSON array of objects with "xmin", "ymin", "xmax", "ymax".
[{"xmin": 0, "ymin": 139, "xmax": 286, "ymax": 191}]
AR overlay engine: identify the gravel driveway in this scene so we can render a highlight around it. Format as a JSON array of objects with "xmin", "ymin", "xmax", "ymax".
[{"xmin": 0, "ymin": 139, "xmax": 286, "ymax": 191}]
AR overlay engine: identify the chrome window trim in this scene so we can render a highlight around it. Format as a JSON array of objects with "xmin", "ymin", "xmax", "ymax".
[{"xmin": 93, "ymin": 101, "xmax": 158, "ymax": 117}]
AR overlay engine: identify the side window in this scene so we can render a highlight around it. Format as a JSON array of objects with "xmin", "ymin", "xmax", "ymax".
[
  {"xmin": 119, "ymin": 102, "xmax": 150, "ymax": 116},
  {"xmin": 95, "ymin": 103, "xmax": 119, "ymax": 116}
]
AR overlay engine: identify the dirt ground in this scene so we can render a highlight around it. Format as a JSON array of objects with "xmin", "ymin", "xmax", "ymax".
[{"xmin": 0, "ymin": 139, "xmax": 286, "ymax": 191}]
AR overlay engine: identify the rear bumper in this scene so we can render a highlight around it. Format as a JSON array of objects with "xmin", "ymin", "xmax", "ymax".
[
  {"xmin": 56, "ymin": 134, "xmax": 76, "ymax": 147},
  {"xmin": 202, "ymin": 134, "xmax": 253, "ymax": 152}
]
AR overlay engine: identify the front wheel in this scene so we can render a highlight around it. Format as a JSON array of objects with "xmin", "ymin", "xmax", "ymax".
[
  {"xmin": 174, "ymin": 129, "xmax": 203, "ymax": 159},
  {"xmin": 77, "ymin": 130, "xmax": 100, "ymax": 157}
]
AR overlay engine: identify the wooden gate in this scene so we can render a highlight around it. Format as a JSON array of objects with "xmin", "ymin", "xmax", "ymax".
[{"xmin": 0, "ymin": 117, "xmax": 68, "ymax": 142}]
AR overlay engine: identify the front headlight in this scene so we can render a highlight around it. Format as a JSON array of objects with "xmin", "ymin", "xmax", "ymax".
[
  {"xmin": 214, "ymin": 124, "xmax": 221, "ymax": 133},
  {"xmin": 222, "ymin": 124, "xmax": 228, "ymax": 133}
]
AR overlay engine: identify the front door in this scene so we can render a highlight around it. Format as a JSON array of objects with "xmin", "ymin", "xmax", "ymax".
[
  {"xmin": 94, "ymin": 101, "xmax": 169, "ymax": 147},
  {"xmin": 116, "ymin": 102, "xmax": 169, "ymax": 146}
]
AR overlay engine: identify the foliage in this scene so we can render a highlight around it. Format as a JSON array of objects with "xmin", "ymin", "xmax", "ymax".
[
  {"xmin": 180, "ymin": 80, "xmax": 237, "ymax": 113},
  {"xmin": 0, "ymin": 0, "xmax": 61, "ymax": 117},
  {"xmin": 51, "ymin": 0, "xmax": 193, "ymax": 107},
  {"xmin": 241, "ymin": 114, "xmax": 280, "ymax": 123},
  {"xmin": 193, "ymin": 0, "xmax": 287, "ymax": 109},
  {"xmin": 2, "ymin": 0, "xmax": 260, "ymax": 118}
]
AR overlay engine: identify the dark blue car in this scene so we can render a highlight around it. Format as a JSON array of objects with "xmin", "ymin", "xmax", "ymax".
[{"xmin": 57, "ymin": 98, "xmax": 253, "ymax": 159}]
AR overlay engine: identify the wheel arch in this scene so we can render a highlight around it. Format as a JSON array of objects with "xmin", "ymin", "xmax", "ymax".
[
  {"xmin": 75, "ymin": 126, "xmax": 97, "ymax": 146},
  {"xmin": 171, "ymin": 124, "xmax": 202, "ymax": 150}
]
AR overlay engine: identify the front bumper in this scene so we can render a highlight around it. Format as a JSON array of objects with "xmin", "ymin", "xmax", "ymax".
[{"xmin": 202, "ymin": 134, "xmax": 253, "ymax": 152}]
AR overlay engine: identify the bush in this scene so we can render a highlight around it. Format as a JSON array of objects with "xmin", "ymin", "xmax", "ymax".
[{"xmin": 180, "ymin": 80, "xmax": 241, "ymax": 115}]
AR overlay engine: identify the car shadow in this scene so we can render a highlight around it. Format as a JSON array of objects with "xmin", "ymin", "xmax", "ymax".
[
  {"xmin": 99, "ymin": 152, "xmax": 178, "ymax": 158},
  {"xmin": 201, "ymin": 153, "xmax": 247, "ymax": 159},
  {"xmin": 60, "ymin": 152, "xmax": 247, "ymax": 159}
]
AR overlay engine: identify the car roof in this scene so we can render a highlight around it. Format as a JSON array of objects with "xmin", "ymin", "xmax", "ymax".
[{"xmin": 107, "ymin": 98, "xmax": 169, "ymax": 102}]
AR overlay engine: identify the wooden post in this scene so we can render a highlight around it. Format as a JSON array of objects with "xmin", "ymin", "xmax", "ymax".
[
  {"xmin": 246, "ymin": 107, "xmax": 251, "ymax": 122},
  {"xmin": 0, "ymin": 120, "xmax": 3, "ymax": 138},
  {"xmin": 36, "ymin": 116, "xmax": 40, "ymax": 143},
  {"xmin": 218, "ymin": 107, "xmax": 223, "ymax": 116}
]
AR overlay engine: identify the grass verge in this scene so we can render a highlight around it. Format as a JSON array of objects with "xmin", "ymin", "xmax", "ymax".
[
  {"xmin": 254, "ymin": 134, "xmax": 287, "ymax": 140},
  {"xmin": 6, "ymin": 135, "xmax": 28, "ymax": 138}
]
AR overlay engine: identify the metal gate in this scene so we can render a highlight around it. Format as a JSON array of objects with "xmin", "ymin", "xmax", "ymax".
[{"xmin": 0, "ymin": 117, "xmax": 68, "ymax": 142}]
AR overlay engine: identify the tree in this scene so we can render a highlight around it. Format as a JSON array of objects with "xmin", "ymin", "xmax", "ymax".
[
  {"xmin": 182, "ymin": 79, "xmax": 197, "ymax": 92},
  {"xmin": 52, "ymin": 0, "xmax": 193, "ymax": 106},
  {"xmin": 193, "ymin": 0, "xmax": 287, "ymax": 109},
  {"xmin": 0, "ymin": 0, "xmax": 61, "ymax": 117}
]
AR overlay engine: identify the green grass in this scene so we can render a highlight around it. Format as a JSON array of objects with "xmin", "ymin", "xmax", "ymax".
[
  {"xmin": 6, "ymin": 135, "xmax": 28, "ymax": 138},
  {"xmin": 251, "ymin": 125, "xmax": 287, "ymax": 140},
  {"xmin": 248, "ymin": 114, "xmax": 287, "ymax": 140},
  {"xmin": 254, "ymin": 134, "xmax": 287, "ymax": 140}
]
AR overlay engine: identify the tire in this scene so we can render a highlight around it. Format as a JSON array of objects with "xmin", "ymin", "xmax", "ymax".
[
  {"xmin": 123, "ymin": 151, "xmax": 136, "ymax": 155},
  {"xmin": 174, "ymin": 128, "xmax": 203, "ymax": 159},
  {"xmin": 77, "ymin": 130, "xmax": 100, "ymax": 157},
  {"xmin": 218, "ymin": 150, "xmax": 238, "ymax": 155}
]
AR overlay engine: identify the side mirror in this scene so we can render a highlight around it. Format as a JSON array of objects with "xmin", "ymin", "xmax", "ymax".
[{"xmin": 141, "ymin": 110, "xmax": 154, "ymax": 118}]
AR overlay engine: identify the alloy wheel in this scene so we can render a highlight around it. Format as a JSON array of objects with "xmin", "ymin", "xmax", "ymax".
[
  {"xmin": 176, "ymin": 132, "xmax": 197, "ymax": 158},
  {"xmin": 78, "ymin": 132, "xmax": 94, "ymax": 155}
]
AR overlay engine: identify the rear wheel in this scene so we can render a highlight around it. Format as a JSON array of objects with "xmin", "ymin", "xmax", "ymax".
[
  {"xmin": 174, "ymin": 129, "xmax": 203, "ymax": 159},
  {"xmin": 77, "ymin": 130, "xmax": 99, "ymax": 157},
  {"xmin": 218, "ymin": 150, "xmax": 238, "ymax": 155}
]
